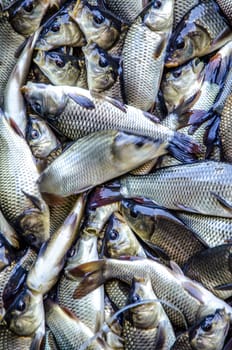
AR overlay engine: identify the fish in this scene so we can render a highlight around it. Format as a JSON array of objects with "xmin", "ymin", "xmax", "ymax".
[
  {"xmin": 220, "ymin": 94, "xmax": 232, "ymax": 163},
  {"xmin": 33, "ymin": 49, "xmax": 87, "ymax": 87},
  {"xmin": 173, "ymin": 0, "xmax": 199, "ymax": 29},
  {"xmin": 215, "ymin": 0, "xmax": 232, "ymax": 23},
  {"xmin": 22, "ymin": 83, "xmax": 202, "ymax": 163},
  {"xmin": 26, "ymin": 114, "xmax": 61, "ymax": 160},
  {"xmin": 83, "ymin": 42, "xmax": 122, "ymax": 99},
  {"xmin": 165, "ymin": 0, "xmax": 232, "ymax": 68},
  {"xmin": 123, "ymin": 275, "xmax": 176, "ymax": 350},
  {"xmin": 4, "ymin": 29, "xmax": 40, "ymax": 137},
  {"xmin": 104, "ymin": 0, "xmax": 150, "ymax": 24},
  {"xmin": 0, "ymin": 209, "xmax": 20, "ymax": 249},
  {"xmin": 0, "ymin": 111, "xmax": 50, "ymax": 249},
  {"xmin": 183, "ymin": 245, "xmax": 232, "ymax": 300},
  {"xmin": 37, "ymin": 130, "xmax": 169, "ymax": 198},
  {"xmin": 92, "ymin": 161, "xmax": 232, "ymax": 218},
  {"xmin": 70, "ymin": 257, "xmax": 232, "ymax": 329},
  {"xmin": 45, "ymin": 300, "xmax": 105, "ymax": 350},
  {"xmin": 0, "ymin": 326, "xmax": 32, "ymax": 349},
  {"xmin": 120, "ymin": 200, "xmax": 206, "ymax": 266},
  {"xmin": 70, "ymin": 0, "xmax": 123, "ymax": 50},
  {"xmin": 0, "ymin": 235, "xmax": 16, "ymax": 273},
  {"xmin": 104, "ymin": 212, "xmax": 147, "ymax": 258},
  {"xmin": 43, "ymin": 328, "xmax": 59, "ymax": 349},
  {"xmin": 6, "ymin": 0, "xmax": 60, "ymax": 36},
  {"xmin": 35, "ymin": 0, "xmax": 85, "ymax": 51},
  {"xmin": 176, "ymin": 213, "xmax": 232, "ymax": 247},
  {"xmin": 171, "ymin": 309, "xmax": 230, "ymax": 350},
  {"xmin": 121, "ymin": 0, "xmax": 174, "ymax": 111},
  {"xmin": 26, "ymin": 195, "xmax": 85, "ymax": 294},
  {"xmin": 0, "ymin": 12, "xmax": 24, "ymax": 106},
  {"xmin": 57, "ymin": 232, "xmax": 104, "ymax": 332}
]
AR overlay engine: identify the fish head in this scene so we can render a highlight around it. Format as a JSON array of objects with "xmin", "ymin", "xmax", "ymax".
[
  {"xmin": 161, "ymin": 58, "xmax": 205, "ymax": 112},
  {"xmin": 34, "ymin": 50, "xmax": 83, "ymax": 86},
  {"xmin": 83, "ymin": 43, "xmax": 120, "ymax": 92},
  {"xmin": 4, "ymin": 288, "xmax": 44, "ymax": 336},
  {"xmin": 165, "ymin": 23, "xmax": 211, "ymax": 68},
  {"xmin": 0, "ymin": 234, "xmax": 14, "ymax": 272},
  {"xmin": 26, "ymin": 114, "xmax": 59, "ymax": 158},
  {"xmin": 189, "ymin": 309, "xmax": 230, "ymax": 350},
  {"xmin": 112, "ymin": 131, "xmax": 167, "ymax": 170},
  {"xmin": 144, "ymin": 0, "xmax": 174, "ymax": 31},
  {"xmin": 7, "ymin": 0, "xmax": 48, "ymax": 36},
  {"xmin": 104, "ymin": 212, "xmax": 141, "ymax": 258},
  {"xmin": 22, "ymin": 82, "xmax": 67, "ymax": 118},
  {"xmin": 70, "ymin": 0, "xmax": 121, "ymax": 50},
  {"xmin": 128, "ymin": 276, "xmax": 158, "ymax": 329}
]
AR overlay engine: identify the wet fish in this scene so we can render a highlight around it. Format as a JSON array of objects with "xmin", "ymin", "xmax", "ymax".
[
  {"xmin": 173, "ymin": 0, "xmax": 199, "ymax": 29},
  {"xmin": 38, "ymin": 130, "xmax": 169, "ymax": 198},
  {"xmin": 0, "ymin": 209, "xmax": 20, "ymax": 249},
  {"xmin": 122, "ymin": 0, "xmax": 174, "ymax": 111},
  {"xmin": 70, "ymin": 0, "xmax": 123, "ymax": 50},
  {"xmin": 57, "ymin": 233, "xmax": 104, "ymax": 332},
  {"xmin": 93, "ymin": 161, "xmax": 232, "ymax": 218},
  {"xmin": 104, "ymin": 212, "xmax": 147, "ymax": 258},
  {"xmin": 22, "ymin": 83, "xmax": 202, "ymax": 163},
  {"xmin": 220, "ymin": 94, "xmax": 232, "ymax": 163},
  {"xmin": 183, "ymin": 245, "xmax": 232, "ymax": 300},
  {"xmin": 35, "ymin": 0, "xmax": 85, "ymax": 51},
  {"xmin": 0, "ymin": 326, "xmax": 32, "ymax": 349},
  {"xmin": 34, "ymin": 49, "xmax": 87, "ymax": 87},
  {"xmin": 0, "ymin": 111, "xmax": 50, "ymax": 249},
  {"xmin": 120, "ymin": 200, "xmax": 205, "ymax": 266},
  {"xmin": 104, "ymin": 0, "xmax": 150, "ymax": 24},
  {"xmin": 171, "ymin": 309, "xmax": 230, "ymax": 350},
  {"xmin": 43, "ymin": 328, "xmax": 59, "ymax": 350},
  {"xmin": 215, "ymin": 0, "xmax": 232, "ymax": 23},
  {"xmin": 70, "ymin": 257, "xmax": 232, "ymax": 328},
  {"xmin": 83, "ymin": 42, "xmax": 121, "ymax": 99},
  {"xmin": 165, "ymin": 0, "xmax": 232, "ymax": 68},
  {"xmin": 123, "ymin": 275, "xmax": 176, "ymax": 350}
]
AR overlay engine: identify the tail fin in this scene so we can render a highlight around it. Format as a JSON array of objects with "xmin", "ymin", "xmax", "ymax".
[
  {"xmin": 167, "ymin": 132, "xmax": 202, "ymax": 163},
  {"xmin": 88, "ymin": 182, "xmax": 123, "ymax": 209}
]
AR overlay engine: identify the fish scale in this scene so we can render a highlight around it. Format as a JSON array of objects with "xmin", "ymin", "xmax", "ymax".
[
  {"xmin": 0, "ymin": 327, "xmax": 32, "ymax": 349},
  {"xmin": 104, "ymin": 0, "xmax": 149, "ymax": 24},
  {"xmin": 173, "ymin": 0, "xmax": 199, "ymax": 28},
  {"xmin": 220, "ymin": 94, "xmax": 232, "ymax": 163},
  {"xmin": 216, "ymin": 0, "xmax": 232, "ymax": 22}
]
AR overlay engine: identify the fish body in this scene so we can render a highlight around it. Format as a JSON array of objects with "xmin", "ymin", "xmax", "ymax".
[
  {"xmin": 173, "ymin": 0, "xmax": 199, "ymax": 29},
  {"xmin": 44, "ymin": 329, "xmax": 58, "ymax": 350},
  {"xmin": 38, "ymin": 130, "xmax": 168, "ymax": 197},
  {"xmin": 0, "ymin": 112, "xmax": 50, "ymax": 248},
  {"xmin": 0, "ymin": 209, "xmax": 19, "ymax": 249},
  {"xmin": 165, "ymin": 0, "xmax": 232, "ymax": 67},
  {"xmin": 215, "ymin": 0, "xmax": 232, "ymax": 23},
  {"xmin": 0, "ymin": 326, "xmax": 32, "ymax": 349},
  {"xmin": 220, "ymin": 94, "xmax": 232, "ymax": 163},
  {"xmin": 122, "ymin": 0, "xmax": 174, "ymax": 110},
  {"xmin": 104, "ymin": 0, "xmax": 150, "ymax": 24}
]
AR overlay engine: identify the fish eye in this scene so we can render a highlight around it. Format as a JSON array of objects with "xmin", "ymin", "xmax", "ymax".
[
  {"xmin": 23, "ymin": 0, "xmax": 34, "ymax": 12},
  {"xmin": 93, "ymin": 11, "xmax": 105, "ymax": 25},
  {"xmin": 16, "ymin": 299, "xmax": 26, "ymax": 312},
  {"xmin": 0, "ymin": 241, "xmax": 3, "ymax": 248},
  {"xmin": 33, "ymin": 102, "xmax": 42, "ymax": 115},
  {"xmin": 172, "ymin": 70, "xmax": 182, "ymax": 79},
  {"xmin": 31, "ymin": 129, "xmax": 39, "ymax": 139},
  {"xmin": 154, "ymin": 0, "xmax": 162, "ymax": 9},
  {"xmin": 131, "ymin": 294, "xmax": 141, "ymax": 303},
  {"xmin": 55, "ymin": 58, "xmax": 65, "ymax": 68},
  {"xmin": 51, "ymin": 23, "xmax": 60, "ymax": 32},
  {"xmin": 176, "ymin": 38, "xmax": 185, "ymax": 50},
  {"xmin": 135, "ymin": 141, "xmax": 145, "ymax": 148},
  {"xmin": 201, "ymin": 319, "xmax": 213, "ymax": 332},
  {"xmin": 130, "ymin": 209, "xmax": 138, "ymax": 218},
  {"xmin": 99, "ymin": 55, "xmax": 108, "ymax": 68},
  {"xmin": 27, "ymin": 234, "xmax": 36, "ymax": 243},
  {"xmin": 67, "ymin": 247, "xmax": 76, "ymax": 258},
  {"xmin": 109, "ymin": 229, "xmax": 119, "ymax": 241}
]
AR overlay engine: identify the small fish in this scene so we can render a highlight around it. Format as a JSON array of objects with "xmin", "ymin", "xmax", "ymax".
[
  {"xmin": 104, "ymin": 0, "xmax": 150, "ymax": 24},
  {"xmin": 34, "ymin": 49, "xmax": 87, "ymax": 87},
  {"xmin": 172, "ymin": 309, "xmax": 230, "ymax": 350},
  {"xmin": 165, "ymin": 0, "xmax": 232, "ymax": 68},
  {"xmin": 92, "ymin": 161, "xmax": 232, "ymax": 218},
  {"xmin": 38, "ymin": 130, "xmax": 168, "ymax": 198},
  {"xmin": 104, "ymin": 212, "xmax": 147, "ymax": 258},
  {"xmin": 70, "ymin": 0, "xmax": 123, "ymax": 50},
  {"xmin": 35, "ymin": 0, "xmax": 85, "ymax": 51},
  {"xmin": 183, "ymin": 245, "xmax": 232, "ymax": 300},
  {"xmin": 123, "ymin": 275, "xmax": 176, "ymax": 349},
  {"xmin": 26, "ymin": 114, "xmax": 61, "ymax": 160},
  {"xmin": 22, "ymin": 83, "xmax": 202, "ymax": 163},
  {"xmin": 220, "ymin": 94, "xmax": 232, "ymax": 163},
  {"xmin": 122, "ymin": 0, "xmax": 174, "ymax": 111}
]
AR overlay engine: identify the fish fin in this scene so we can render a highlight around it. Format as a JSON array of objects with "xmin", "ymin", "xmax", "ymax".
[
  {"xmin": 203, "ymin": 115, "xmax": 220, "ymax": 158},
  {"xmin": 167, "ymin": 132, "xmax": 202, "ymax": 163},
  {"xmin": 95, "ymin": 310, "xmax": 103, "ymax": 333},
  {"xmin": 62, "ymin": 141, "xmax": 75, "ymax": 153},
  {"xmin": 143, "ymin": 111, "xmax": 160, "ymax": 123},
  {"xmin": 14, "ymin": 38, "xmax": 29, "ymax": 59},
  {"xmin": 143, "ymin": 240, "xmax": 170, "ymax": 261},
  {"xmin": 68, "ymin": 93, "xmax": 95, "ymax": 109},
  {"xmin": 210, "ymin": 192, "xmax": 232, "ymax": 211},
  {"xmin": 154, "ymin": 321, "xmax": 168, "ymax": 349},
  {"xmin": 154, "ymin": 36, "xmax": 167, "ymax": 59},
  {"xmin": 187, "ymin": 109, "xmax": 208, "ymax": 127},
  {"xmin": 174, "ymin": 203, "xmax": 201, "ymax": 214},
  {"xmin": 170, "ymin": 261, "xmax": 184, "ymax": 276},
  {"xmin": 35, "ymin": 159, "xmax": 48, "ymax": 173},
  {"xmin": 182, "ymin": 281, "xmax": 205, "ymax": 304},
  {"xmin": 211, "ymin": 27, "xmax": 232, "ymax": 50},
  {"xmin": 21, "ymin": 191, "xmax": 45, "ymax": 211},
  {"xmin": 214, "ymin": 283, "xmax": 232, "ymax": 291},
  {"xmin": 3, "ymin": 266, "xmax": 27, "ymax": 310},
  {"xmin": 91, "ymin": 91, "xmax": 127, "ymax": 113},
  {"xmin": 8, "ymin": 118, "xmax": 25, "ymax": 138},
  {"xmin": 30, "ymin": 320, "xmax": 45, "ymax": 350},
  {"xmin": 88, "ymin": 182, "xmax": 122, "ymax": 209}
]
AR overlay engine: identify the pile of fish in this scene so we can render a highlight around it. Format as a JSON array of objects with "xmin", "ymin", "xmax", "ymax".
[{"xmin": 0, "ymin": 0, "xmax": 232, "ymax": 348}]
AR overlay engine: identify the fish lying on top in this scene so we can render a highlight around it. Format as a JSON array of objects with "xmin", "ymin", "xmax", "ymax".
[
  {"xmin": 171, "ymin": 308, "xmax": 230, "ymax": 350},
  {"xmin": 165, "ymin": 0, "xmax": 232, "ymax": 68},
  {"xmin": 220, "ymin": 93, "xmax": 232, "ymax": 163},
  {"xmin": 91, "ymin": 161, "xmax": 232, "ymax": 218},
  {"xmin": 121, "ymin": 0, "xmax": 174, "ymax": 111},
  {"xmin": 22, "ymin": 83, "xmax": 202, "ymax": 163},
  {"xmin": 5, "ymin": 0, "xmax": 62, "ymax": 36},
  {"xmin": 37, "ymin": 129, "xmax": 168, "ymax": 198}
]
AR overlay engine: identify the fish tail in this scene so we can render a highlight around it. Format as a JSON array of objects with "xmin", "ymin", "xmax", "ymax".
[
  {"xmin": 167, "ymin": 132, "xmax": 202, "ymax": 163},
  {"xmin": 68, "ymin": 260, "xmax": 107, "ymax": 299},
  {"xmin": 205, "ymin": 50, "xmax": 231, "ymax": 86},
  {"xmin": 88, "ymin": 182, "xmax": 123, "ymax": 209}
]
